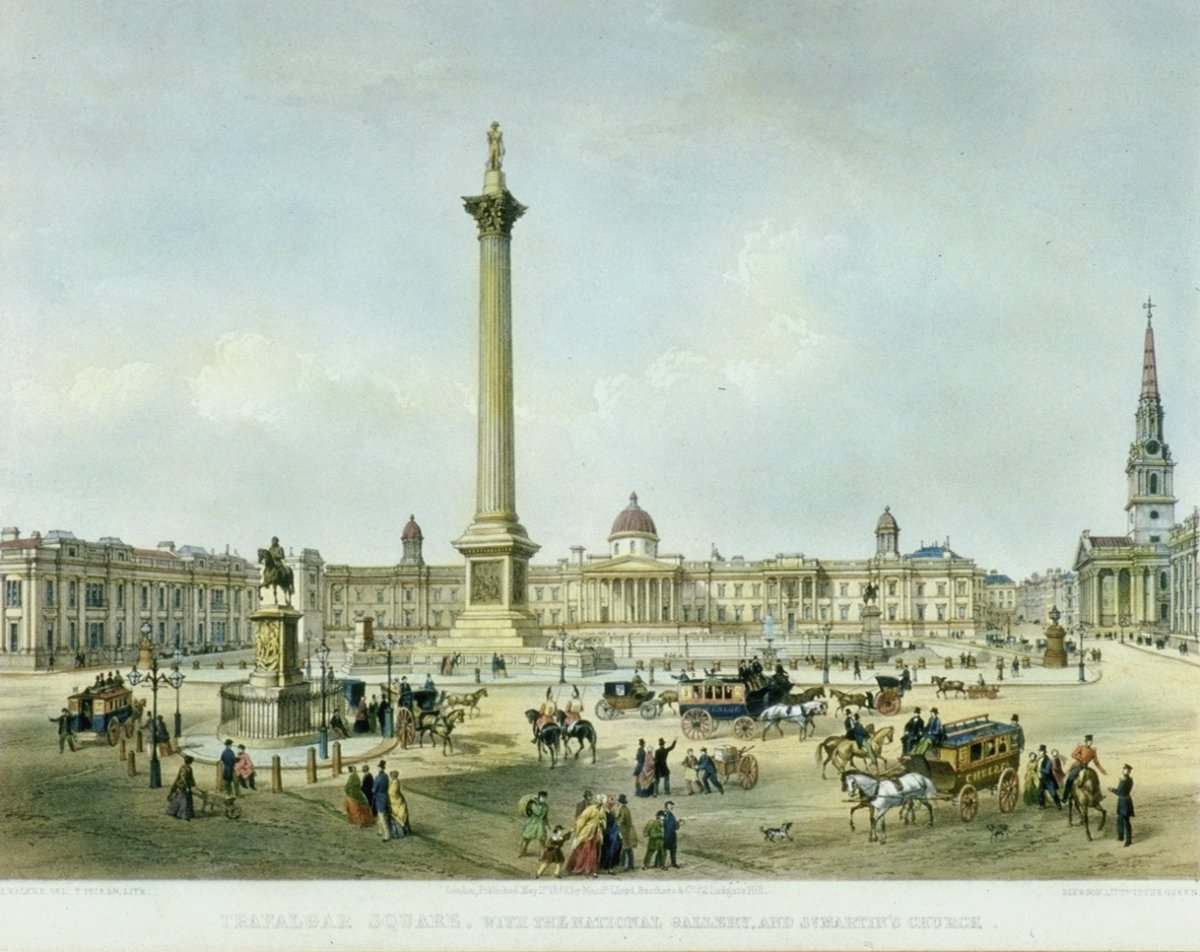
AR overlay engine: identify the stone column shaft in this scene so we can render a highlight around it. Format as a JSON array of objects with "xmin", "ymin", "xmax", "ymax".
[{"xmin": 476, "ymin": 233, "xmax": 516, "ymax": 519}]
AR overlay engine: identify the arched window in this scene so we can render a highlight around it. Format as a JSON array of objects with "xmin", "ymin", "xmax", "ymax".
[
  {"xmin": 1159, "ymin": 571, "xmax": 1168, "ymax": 591},
  {"xmin": 1149, "ymin": 473, "xmax": 1158, "ymax": 494}
]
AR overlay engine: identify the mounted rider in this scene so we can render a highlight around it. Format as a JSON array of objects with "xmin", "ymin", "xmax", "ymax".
[
  {"xmin": 562, "ymin": 684, "xmax": 582, "ymax": 728},
  {"xmin": 1063, "ymin": 734, "xmax": 1106, "ymax": 802},
  {"xmin": 534, "ymin": 687, "xmax": 558, "ymax": 740}
]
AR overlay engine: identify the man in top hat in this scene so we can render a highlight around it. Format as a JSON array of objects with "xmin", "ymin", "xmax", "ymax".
[
  {"xmin": 219, "ymin": 738, "xmax": 238, "ymax": 797},
  {"xmin": 902, "ymin": 707, "xmax": 925, "ymax": 755},
  {"xmin": 661, "ymin": 800, "xmax": 683, "ymax": 869},
  {"xmin": 653, "ymin": 737, "xmax": 677, "ymax": 796},
  {"xmin": 575, "ymin": 789, "xmax": 593, "ymax": 819},
  {"xmin": 924, "ymin": 707, "xmax": 945, "ymax": 747},
  {"xmin": 1037, "ymin": 744, "xmax": 1061, "ymax": 809},
  {"xmin": 1110, "ymin": 764, "xmax": 1135, "ymax": 846},
  {"xmin": 1064, "ymin": 733, "xmax": 1106, "ymax": 802},
  {"xmin": 1010, "ymin": 714, "xmax": 1025, "ymax": 753}
]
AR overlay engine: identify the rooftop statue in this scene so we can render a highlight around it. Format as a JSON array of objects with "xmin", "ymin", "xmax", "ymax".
[{"xmin": 486, "ymin": 121, "xmax": 504, "ymax": 171}]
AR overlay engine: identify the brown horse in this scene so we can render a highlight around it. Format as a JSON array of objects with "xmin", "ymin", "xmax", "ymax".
[
  {"xmin": 816, "ymin": 725, "xmax": 894, "ymax": 778},
  {"xmin": 930, "ymin": 675, "xmax": 967, "ymax": 699},
  {"xmin": 417, "ymin": 707, "xmax": 465, "ymax": 756},
  {"xmin": 788, "ymin": 685, "xmax": 826, "ymax": 705},
  {"xmin": 1066, "ymin": 766, "xmax": 1107, "ymax": 840},
  {"xmin": 830, "ymin": 688, "xmax": 874, "ymax": 715},
  {"xmin": 444, "ymin": 687, "xmax": 488, "ymax": 717}
]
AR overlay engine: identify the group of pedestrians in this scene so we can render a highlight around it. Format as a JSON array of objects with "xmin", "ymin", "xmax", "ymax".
[
  {"xmin": 343, "ymin": 759, "xmax": 411, "ymax": 840},
  {"xmin": 1020, "ymin": 732, "xmax": 1136, "ymax": 846},
  {"xmin": 634, "ymin": 737, "xmax": 724, "ymax": 797},
  {"xmin": 519, "ymin": 789, "xmax": 683, "ymax": 878}
]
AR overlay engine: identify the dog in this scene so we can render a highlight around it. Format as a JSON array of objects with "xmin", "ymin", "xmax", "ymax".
[
  {"xmin": 985, "ymin": 822, "xmax": 1009, "ymax": 840},
  {"xmin": 760, "ymin": 822, "xmax": 793, "ymax": 843}
]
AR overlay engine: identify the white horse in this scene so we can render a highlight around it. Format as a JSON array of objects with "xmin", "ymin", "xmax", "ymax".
[
  {"xmin": 760, "ymin": 700, "xmax": 827, "ymax": 741},
  {"xmin": 842, "ymin": 770, "xmax": 938, "ymax": 844}
]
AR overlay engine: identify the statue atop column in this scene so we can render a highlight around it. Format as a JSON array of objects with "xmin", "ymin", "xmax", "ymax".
[{"xmin": 486, "ymin": 121, "xmax": 504, "ymax": 171}]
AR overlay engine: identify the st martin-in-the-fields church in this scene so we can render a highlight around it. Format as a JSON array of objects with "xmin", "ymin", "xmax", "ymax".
[{"xmin": 1074, "ymin": 299, "xmax": 1177, "ymax": 633}]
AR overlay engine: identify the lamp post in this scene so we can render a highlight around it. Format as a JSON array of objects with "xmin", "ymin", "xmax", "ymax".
[
  {"xmin": 821, "ymin": 623, "xmax": 832, "ymax": 685},
  {"xmin": 127, "ymin": 622, "xmax": 184, "ymax": 789},
  {"xmin": 170, "ymin": 648, "xmax": 184, "ymax": 738},
  {"xmin": 316, "ymin": 640, "xmax": 330, "ymax": 759},
  {"xmin": 559, "ymin": 628, "xmax": 567, "ymax": 685},
  {"xmin": 383, "ymin": 635, "xmax": 395, "ymax": 737},
  {"xmin": 1076, "ymin": 624, "xmax": 1087, "ymax": 683}
]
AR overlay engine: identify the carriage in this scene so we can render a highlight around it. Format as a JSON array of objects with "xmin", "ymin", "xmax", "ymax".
[
  {"xmin": 967, "ymin": 683, "xmax": 1000, "ymax": 700},
  {"xmin": 873, "ymin": 675, "xmax": 904, "ymax": 716},
  {"xmin": 904, "ymin": 713, "xmax": 1022, "ymax": 822},
  {"xmin": 594, "ymin": 680, "xmax": 659, "ymax": 721},
  {"xmin": 394, "ymin": 688, "xmax": 442, "ymax": 747},
  {"xmin": 710, "ymin": 743, "xmax": 760, "ymax": 790},
  {"xmin": 66, "ymin": 685, "xmax": 140, "ymax": 745},
  {"xmin": 677, "ymin": 676, "xmax": 786, "ymax": 741}
]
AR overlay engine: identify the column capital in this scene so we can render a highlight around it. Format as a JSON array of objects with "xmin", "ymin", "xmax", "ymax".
[{"xmin": 463, "ymin": 190, "xmax": 527, "ymax": 237}]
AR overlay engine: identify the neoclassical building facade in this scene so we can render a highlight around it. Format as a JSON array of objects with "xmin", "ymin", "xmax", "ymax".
[
  {"xmin": 313, "ymin": 498, "xmax": 988, "ymax": 661},
  {"xmin": 0, "ymin": 528, "xmax": 258, "ymax": 670}
]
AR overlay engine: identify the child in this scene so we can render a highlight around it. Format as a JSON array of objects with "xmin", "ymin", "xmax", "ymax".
[{"xmin": 536, "ymin": 825, "xmax": 570, "ymax": 879}]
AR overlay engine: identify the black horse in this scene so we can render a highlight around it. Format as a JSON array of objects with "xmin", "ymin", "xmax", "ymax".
[
  {"xmin": 524, "ymin": 709, "xmax": 562, "ymax": 768},
  {"xmin": 555, "ymin": 710, "xmax": 597, "ymax": 764}
]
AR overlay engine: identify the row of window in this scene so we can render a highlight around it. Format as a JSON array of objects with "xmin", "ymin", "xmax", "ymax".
[
  {"xmin": 23, "ymin": 619, "xmax": 240, "ymax": 653},
  {"xmin": 332, "ymin": 587, "xmax": 461, "ymax": 604},
  {"xmin": 4, "ymin": 579, "xmax": 248, "ymax": 611}
]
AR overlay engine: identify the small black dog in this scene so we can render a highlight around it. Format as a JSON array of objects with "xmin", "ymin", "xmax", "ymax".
[
  {"xmin": 761, "ymin": 822, "xmax": 793, "ymax": 842},
  {"xmin": 985, "ymin": 822, "xmax": 1009, "ymax": 840}
]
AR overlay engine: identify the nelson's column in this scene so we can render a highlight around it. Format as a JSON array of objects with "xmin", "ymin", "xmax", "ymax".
[{"xmin": 448, "ymin": 123, "xmax": 541, "ymax": 647}]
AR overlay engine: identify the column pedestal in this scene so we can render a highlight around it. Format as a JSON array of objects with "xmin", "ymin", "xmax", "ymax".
[
  {"xmin": 860, "ymin": 604, "xmax": 884, "ymax": 660},
  {"xmin": 1042, "ymin": 623, "xmax": 1068, "ymax": 667}
]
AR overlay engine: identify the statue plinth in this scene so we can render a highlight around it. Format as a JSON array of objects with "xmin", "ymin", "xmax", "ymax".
[
  {"xmin": 248, "ymin": 602, "xmax": 304, "ymax": 688},
  {"xmin": 860, "ymin": 604, "xmax": 884, "ymax": 659},
  {"xmin": 1042, "ymin": 623, "xmax": 1068, "ymax": 668}
]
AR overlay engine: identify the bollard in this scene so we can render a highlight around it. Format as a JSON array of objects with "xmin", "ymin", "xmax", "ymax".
[
  {"xmin": 332, "ymin": 741, "xmax": 343, "ymax": 776},
  {"xmin": 649, "ymin": 666, "xmax": 655, "ymax": 685},
  {"xmin": 271, "ymin": 756, "xmax": 282, "ymax": 793},
  {"xmin": 474, "ymin": 667, "xmax": 481, "ymax": 684},
  {"xmin": 127, "ymin": 752, "xmax": 137, "ymax": 776},
  {"xmin": 136, "ymin": 729, "xmax": 144, "ymax": 753},
  {"xmin": 306, "ymin": 747, "xmax": 317, "ymax": 784},
  {"xmin": 118, "ymin": 737, "xmax": 127, "ymax": 762}
]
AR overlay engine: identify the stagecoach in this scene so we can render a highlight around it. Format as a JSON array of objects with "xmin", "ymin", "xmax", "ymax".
[
  {"xmin": 66, "ymin": 684, "xmax": 140, "ymax": 745},
  {"xmin": 594, "ymin": 680, "xmax": 659, "ymax": 721},
  {"xmin": 677, "ymin": 676, "xmax": 787, "ymax": 741},
  {"xmin": 904, "ymin": 713, "xmax": 1022, "ymax": 822}
]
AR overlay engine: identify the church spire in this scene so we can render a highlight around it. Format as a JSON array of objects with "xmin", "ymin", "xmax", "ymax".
[
  {"xmin": 1140, "ymin": 295, "xmax": 1159, "ymax": 399},
  {"xmin": 1125, "ymin": 295, "xmax": 1175, "ymax": 544}
]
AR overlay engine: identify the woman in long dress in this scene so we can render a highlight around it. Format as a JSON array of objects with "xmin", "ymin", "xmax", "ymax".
[
  {"xmin": 353, "ymin": 697, "xmax": 370, "ymax": 734},
  {"xmin": 1022, "ymin": 752, "xmax": 1040, "ymax": 807},
  {"xmin": 344, "ymin": 770, "xmax": 374, "ymax": 827},
  {"xmin": 566, "ymin": 800, "xmax": 605, "ymax": 877},
  {"xmin": 165, "ymin": 755, "xmax": 196, "ymax": 821},
  {"xmin": 387, "ymin": 771, "xmax": 410, "ymax": 838},
  {"xmin": 635, "ymin": 749, "xmax": 657, "ymax": 799},
  {"xmin": 598, "ymin": 795, "xmax": 622, "ymax": 873}
]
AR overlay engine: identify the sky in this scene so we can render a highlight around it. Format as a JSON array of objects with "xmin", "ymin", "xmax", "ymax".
[{"xmin": 1, "ymin": 1, "xmax": 1198, "ymax": 581}]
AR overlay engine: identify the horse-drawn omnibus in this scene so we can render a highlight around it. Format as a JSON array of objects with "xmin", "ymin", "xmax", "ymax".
[
  {"xmin": 66, "ymin": 684, "xmax": 142, "ymax": 745},
  {"xmin": 677, "ymin": 675, "xmax": 789, "ymax": 741},
  {"xmin": 906, "ymin": 713, "xmax": 1022, "ymax": 821}
]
